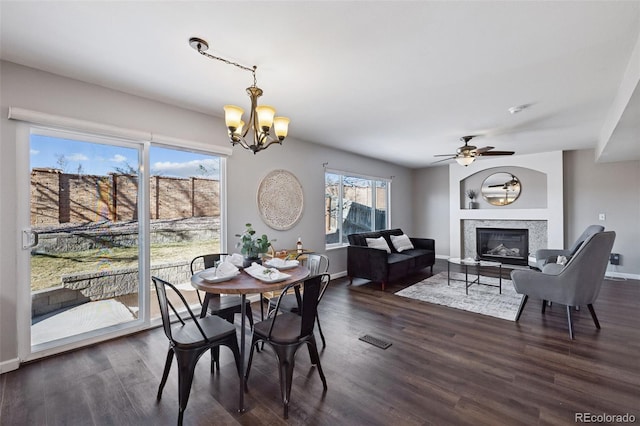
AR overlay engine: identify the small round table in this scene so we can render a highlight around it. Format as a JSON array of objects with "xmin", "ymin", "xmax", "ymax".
[{"xmin": 191, "ymin": 265, "xmax": 310, "ymax": 412}]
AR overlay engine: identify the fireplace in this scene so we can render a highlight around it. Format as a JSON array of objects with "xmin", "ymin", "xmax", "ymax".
[{"xmin": 476, "ymin": 228, "xmax": 529, "ymax": 266}]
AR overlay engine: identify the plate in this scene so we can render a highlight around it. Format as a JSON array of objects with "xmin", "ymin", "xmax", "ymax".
[
  {"xmin": 244, "ymin": 265, "xmax": 291, "ymax": 283},
  {"xmin": 199, "ymin": 269, "xmax": 240, "ymax": 283}
]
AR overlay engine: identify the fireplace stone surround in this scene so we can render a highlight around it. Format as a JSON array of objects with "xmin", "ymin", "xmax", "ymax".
[{"xmin": 464, "ymin": 221, "xmax": 546, "ymax": 265}]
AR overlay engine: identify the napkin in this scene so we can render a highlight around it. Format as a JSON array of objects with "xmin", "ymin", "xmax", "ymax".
[
  {"xmin": 216, "ymin": 261, "xmax": 239, "ymax": 277},
  {"xmin": 200, "ymin": 261, "xmax": 239, "ymax": 281},
  {"xmin": 228, "ymin": 253, "xmax": 245, "ymax": 267},
  {"xmin": 265, "ymin": 258, "xmax": 299, "ymax": 268}
]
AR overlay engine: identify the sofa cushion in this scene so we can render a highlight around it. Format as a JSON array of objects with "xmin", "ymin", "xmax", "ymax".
[
  {"xmin": 366, "ymin": 236, "xmax": 391, "ymax": 253},
  {"xmin": 390, "ymin": 234, "xmax": 414, "ymax": 252},
  {"xmin": 401, "ymin": 248, "xmax": 436, "ymax": 269}
]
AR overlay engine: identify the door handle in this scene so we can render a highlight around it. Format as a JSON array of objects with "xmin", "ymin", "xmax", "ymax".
[{"xmin": 22, "ymin": 229, "xmax": 39, "ymax": 249}]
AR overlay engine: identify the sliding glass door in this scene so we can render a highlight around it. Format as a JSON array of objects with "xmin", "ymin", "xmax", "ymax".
[
  {"xmin": 29, "ymin": 129, "xmax": 143, "ymax": 349},
  {"xmin": 148, "ymin": 146, "xmax": 222, "ymax": 320},
  {"xmin": 22, "ymin": 125, "xmax": 227, "ymax": 356}
]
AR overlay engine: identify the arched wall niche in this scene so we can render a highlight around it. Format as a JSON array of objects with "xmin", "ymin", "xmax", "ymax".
[
  {"xmin": 459, "ymin": 166, "xmax": 547, "ymax": 209},
  {"xmin": 448, "ymin": 151, "xmax": 563, "ymax": 260}
]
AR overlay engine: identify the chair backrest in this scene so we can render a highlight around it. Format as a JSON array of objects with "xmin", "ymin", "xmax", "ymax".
[
  {"xmin": 305, "ymin": 253, "xmax": 330, "ymax": 275},
  {"xmin": 190, "ymin": 253, "xmax": 228, "ymax": 275},
  {"xmin": 152, "ymin": 276, "xmax": 208, "ymax": 345},
  {"xmin": 557, "ymin": 231, "xmax": 615, "ymax": 305},
  {"xmin": 268, "ymin": 274, "xmax": 329, "ymax": 339},
  {"xmin": 568, "ymin": 225, "xmax": 604, "ymax": 255}
]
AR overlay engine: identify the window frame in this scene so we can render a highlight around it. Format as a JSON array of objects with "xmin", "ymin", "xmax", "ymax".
[{"xmin": 325, "ymin": 169, "xmax": 391, "ymax": 249}]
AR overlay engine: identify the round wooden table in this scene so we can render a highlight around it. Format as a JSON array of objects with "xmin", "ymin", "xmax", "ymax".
[{"xmin": 191, "ymin": 265, "xmax": 310, "ymax": 412}]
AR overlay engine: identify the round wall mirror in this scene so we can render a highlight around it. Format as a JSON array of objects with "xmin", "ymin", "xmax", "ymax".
[{"xmin": 481, "ymin": 173, "xmax": 521, "ymax": 206}]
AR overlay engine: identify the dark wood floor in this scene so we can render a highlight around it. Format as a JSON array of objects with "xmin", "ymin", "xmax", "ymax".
[{"xmin": 2, "ymin": 259, "xmax": 639, "ymax": 425}]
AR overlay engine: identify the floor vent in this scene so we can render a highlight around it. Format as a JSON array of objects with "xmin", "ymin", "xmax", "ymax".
[{"xmin": 359, "ymin": 334, "xmax": 392, "ymax": 349}]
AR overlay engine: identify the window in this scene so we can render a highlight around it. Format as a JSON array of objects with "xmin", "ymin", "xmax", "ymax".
[{"xmin": 325, "ymin": 170, "xmax": 390, "ymax": 247}]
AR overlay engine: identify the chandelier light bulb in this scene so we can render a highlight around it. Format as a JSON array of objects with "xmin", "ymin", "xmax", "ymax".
[
  {"xmin": 273, "ymin": 117, "xmax": 290, "ymax": 140},
  {"xmin": 223, "ymin": 105, "xmax": 244, "ymax": 131}
]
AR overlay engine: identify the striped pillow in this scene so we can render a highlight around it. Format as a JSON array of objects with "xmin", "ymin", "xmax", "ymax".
[
  {"xmin": 365, "ymin": 236, "xmax": 391, "ymax": 253},
  {"xmin": 390, "ymin": 234, "xmax": 414, "ymax": 252}
]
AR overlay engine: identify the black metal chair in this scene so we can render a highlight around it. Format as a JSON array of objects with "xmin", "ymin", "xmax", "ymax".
[
  {"xmin": 245, "ymin": 274, "xmax": 329, "ymax": 419},
  {"xmin": 152, "ymin": 276, "xmax": 241, "ymax": 425},
  {"xmin": 267, "ymin": 253, "xmax": 330, "ymax": 347},
  {"xmin": 191, "ymin": 254, "xmax": 254, "ymax": 369},
  {"xmin": 190, "ymin": 254, "xmax": 254, "ymax": 327}
]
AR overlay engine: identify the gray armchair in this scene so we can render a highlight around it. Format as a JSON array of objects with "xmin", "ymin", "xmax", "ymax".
[
  {"xmin": 511, "ymin": 231, "xmax": 615, "ymax": 339},
  {"xmin": 530, "ymin": 224, "xmax": 604, "ymax": 270}
]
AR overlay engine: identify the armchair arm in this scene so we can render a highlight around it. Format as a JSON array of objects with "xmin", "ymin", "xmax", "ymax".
[
  {"xmin": 410, "ymin": 237, "xmax": 435, "ymax": 251},
  {"xmin": 347, "ymin": 245, "xmax": 389, "ymax": 281},
  {"xmin": 510, "ymin": 268, "xmax": 567, "ymax": 302},
  {"xmin": 535, "ymin": 248, "xmax": 570, "ymax": 260},
  {"xmin": 541, "ymin": 263, "xmax": 564, "ymax": 275}
]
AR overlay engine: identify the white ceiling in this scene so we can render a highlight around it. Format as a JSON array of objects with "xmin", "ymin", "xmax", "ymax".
[{"xmin": 1, "ymin": 1, "xmax": 639, "ymax": 168}]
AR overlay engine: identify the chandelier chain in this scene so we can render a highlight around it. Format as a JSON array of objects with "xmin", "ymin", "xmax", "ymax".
[{"xmin": 196, "ymin": 50, "xmax": 258, "ymax": 86}]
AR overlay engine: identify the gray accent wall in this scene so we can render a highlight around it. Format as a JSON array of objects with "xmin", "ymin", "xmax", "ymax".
[
  {"xmin": 563, "ymin": 150, "xmax": 640, "ymax": 276},
  {"xmin": 0, "ymin": 60, "xmax": 414, "ymax": 366},
  {"xmin": 412, "ymin": 165, "xmax": 450, "ymax": 256},
  {"xmin": 226, "ymin": 136, "xmax": 414, "ymax": 276}
]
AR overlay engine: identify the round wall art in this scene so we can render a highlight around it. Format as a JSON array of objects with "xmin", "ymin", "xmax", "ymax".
[{"xmin": 257, "ymin": 169, "xmax": 304, "ymax": 230}]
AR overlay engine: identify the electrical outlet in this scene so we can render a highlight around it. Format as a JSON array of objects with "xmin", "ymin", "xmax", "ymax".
[
  {"xmin": 610, "ymin": 253, "xmax": 620, "ymax": 265},
  {"xmin": 599, "ymin": 213, "xmax": 606, "ymax": 221}
]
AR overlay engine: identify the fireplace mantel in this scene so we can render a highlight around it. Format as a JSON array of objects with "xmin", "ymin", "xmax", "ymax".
[{"xmin": 449, "ymin": 151, "xmax": 564, "ymax": 259}]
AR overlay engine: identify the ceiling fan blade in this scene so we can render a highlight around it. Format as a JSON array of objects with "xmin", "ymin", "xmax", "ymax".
[
  {"xmin": 488, "ymin": 184, "xmax": 505, "ymax": 187},
  {"xmin": 432, "ymin": 157, "xmax": 456, "ymax": 164},
  {"xmin": 478, "ymin": 151, "xmax": 515, "ymax": 156},
  {"xmin": 474, "ymin": 146, "xmax": 494, "ymax": 154},
  {"xmin": 434, "ymin": 153, "xmax": 456, "ymax": 157}
]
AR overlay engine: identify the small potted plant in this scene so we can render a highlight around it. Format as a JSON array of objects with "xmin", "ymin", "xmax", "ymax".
[
  {"xmin": 235, "ymin": 223, "xmax": 275, "ymax": 267},
  {"xmin": 466, "ymin": 189, "xmax": 479, "ymax": 209}
]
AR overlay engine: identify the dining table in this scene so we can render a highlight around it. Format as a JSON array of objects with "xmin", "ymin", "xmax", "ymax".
[{"xmin": 191, "ymin": 264, "xmax": 310, "ymax": 412}]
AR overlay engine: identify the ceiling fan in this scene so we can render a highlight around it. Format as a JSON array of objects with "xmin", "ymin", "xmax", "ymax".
[
  {"xmin": 488, "ymin": 174, "xmax": 520, "ymax": 190},
  {"xmin": 433, "ymin": 135, "xmax": 515, "ymax": 166}
]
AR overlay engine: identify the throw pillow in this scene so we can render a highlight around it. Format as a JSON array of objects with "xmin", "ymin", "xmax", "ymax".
[
  {"xmin": 365, "ymin": 236, "xmax": 391, "ymax": 253},
  {"xmin": 390, "ymin": 233, "xmax": 414, "ymax": 252}
]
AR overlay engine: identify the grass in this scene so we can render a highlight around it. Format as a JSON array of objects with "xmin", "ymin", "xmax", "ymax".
[{"xmin": 31, "ymin": 239, "xmax": 220, "ymax": 291}]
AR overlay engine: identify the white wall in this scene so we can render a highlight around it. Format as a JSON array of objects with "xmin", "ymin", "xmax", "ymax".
[
  {"xmin": 0, "ymin": 60, "xmax": 414, "ymax": 368},
  {"xmin": 448, "ymin": 152, "xmax": 565, "ymax": 259}
]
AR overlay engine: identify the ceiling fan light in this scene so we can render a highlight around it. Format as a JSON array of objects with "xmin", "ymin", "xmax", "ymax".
[{"xmin": 456, "ymin": 156, "xmax": 475, "ymax": 166}]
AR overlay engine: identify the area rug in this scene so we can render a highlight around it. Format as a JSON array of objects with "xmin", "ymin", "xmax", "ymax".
[{"xmin": 394, "ymin": 272, "xmax": 523, "ymax": 321}]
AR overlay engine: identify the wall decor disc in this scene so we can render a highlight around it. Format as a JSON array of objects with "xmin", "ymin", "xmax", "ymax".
[{"xmin": 257, "ymin": 169, "xmax": 304, "ymax": 230}]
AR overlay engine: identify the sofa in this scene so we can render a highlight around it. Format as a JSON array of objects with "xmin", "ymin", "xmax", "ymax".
[{"xmin": 347, "ymin": 229, "xmax": 435, "ymax": 290}]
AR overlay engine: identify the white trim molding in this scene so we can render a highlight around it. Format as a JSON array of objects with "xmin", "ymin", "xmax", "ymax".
[
  {"xmin": 8, "ymin": 107, "xmax": 233, "ymax": 156},
  {"xmin": 0, "ymin": 358, "xmax": 20, "ymax": 374}
]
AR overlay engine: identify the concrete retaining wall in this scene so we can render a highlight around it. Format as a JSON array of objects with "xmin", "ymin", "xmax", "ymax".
[{"xmin": 33, "ymin": 261, "xmax": 193, "ymax": 316}]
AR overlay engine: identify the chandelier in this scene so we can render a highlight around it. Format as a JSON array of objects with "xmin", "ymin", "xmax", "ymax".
[{"xmin": 189, "ymin": 37, "xmax": 290, "ymax": 154}]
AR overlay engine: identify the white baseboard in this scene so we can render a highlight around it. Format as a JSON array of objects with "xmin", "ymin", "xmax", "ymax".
[
  {"xmin": 0, "ymin": 358, "xmax": 20, "ymax": 374},
  {"xmin": 605, "ymin": 271, "xmax": 640, "ymax": 281},
  {"xmin": 331, "ymin": 271, "xmax": 347, "ymax": 279}
]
